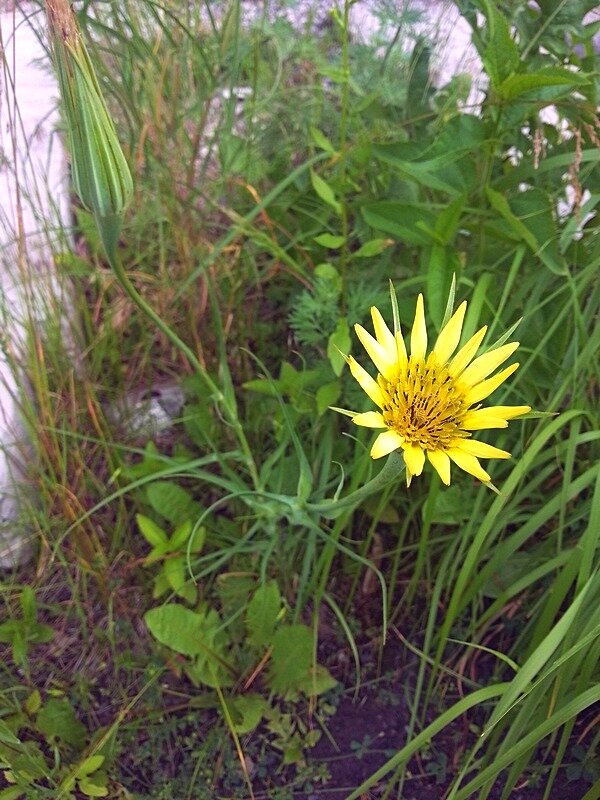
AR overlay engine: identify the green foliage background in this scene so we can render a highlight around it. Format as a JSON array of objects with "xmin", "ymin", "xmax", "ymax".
[{"xmin": 0, "ymin": 0, "xmax": 599, "ymax": 798}]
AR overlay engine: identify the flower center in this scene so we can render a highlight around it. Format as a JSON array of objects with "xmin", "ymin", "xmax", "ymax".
[{"xmin": 380, "ymin": 355, "xmax": 468, "ymax": 450}]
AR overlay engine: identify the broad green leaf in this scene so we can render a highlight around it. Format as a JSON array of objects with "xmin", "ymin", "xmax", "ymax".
[
  {"xmin": 152, "ymin": 571, "xmax": 169, "ymax": 599},
  {"xmin": 362, "ymin": 202, "xmax": 438, "ymax": 245},
  {"xmin": 0, "ymin": 621, "xmax": 20, "ymax": 642},
  {"xmin": 314, "ymin": 233, "xmax": 345, "ymax": 248},
  {"xmin": 486, "ymin": 186, "xmax": 565, "ymax": 273},
  {"xmin": 145, "ymin": 604, "xmax": 216, "ymax": 656},
  {"xmin": 314, "ymin": 262, "xmax": 342, "ymax": 288},
  {"xmin": 30, "ymin": 624, "xmax": 54, "ymax": 644},
  {"xmin": 75, "ymin": 755, "xmax": 105, "ymax": 777},
  {"xmin": 169, "ymin": 520, "xmax": 194, "ymax": 550},
  {"xmin": 351, "ymin": 238, "xmax": 393, "ymax": 258},
  {"xmin": 229, "ymin": 694, "xmax": 270, "ymax": 734},
  {"xmin": 78, "ymin": 777, "xmax": 108, "ymax": 798},
  {"xmin": 510, "ymin": 188, "xmax": 563, "ymax": 273},
  {"xmin": 136, "ymin": 514, "xmax": 168, "ymax": 548},
  {"xmin": 310, "ymin": 170, "xmax": 342, "ymax": 215},
  {"xmin": 309, "ymin": 126, "xmax": 336, "ymax": 154},
  {"xmin": 434, "ymin": 195, "xmax": 466, "ymax": 245},
  {"xmin": 246, "ymin": 581, "xmax": 282, "ymax": 650},
  {"xmin": 164, "ymin": 555, "xmax": 187, "ymax": 593},
  {"xmin": 327, "ymin": 318, "xmax": 351, "ymax": 377},
  {"xmin": 0, "ymin": 720, "xmax": 21, "ymax": 746},
  {"xmin": 36, "ymin": 698, "xmax": 86, "ymax": 748},
  {"xmin": 371, "ymin": 148, "xmax": 462, "ymax": 195},
  {"xmin": 498, "ymin": 67, "xmax": 590, "ymax": 101},
  {"xmin": 0, "ymin": 788, "xmax": 25, "ymax": 800},
  {"xmin": 267, "ymin": 624, "xmax": 314, "ymax": 693},
  {"xmin": 242, "ymin": 378, "xmax": 279, "ymax": 397},
  {"xmin": 146, "ymin": 481, "xmax": 201, "ymax": 526},
  {"xmin": 316, "ymin": 380, "xmax": 341, "ymax": 416},
  {"xmin": 296, "ymin": 664, "xmax": 338, "ymax": 696},
  {"xmin": 24, "ymin": 691, "xmax": 41, "ymax": 716},
  {"xmin": 8, "ymin": 741, "xmax": 48, "ymax": 780}
]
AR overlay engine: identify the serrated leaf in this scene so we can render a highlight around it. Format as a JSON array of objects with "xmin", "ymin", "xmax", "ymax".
[
  {"xmin": 144, "ymin": 605, "xmax": 213, "ymax": 656},
  {"xmin": 297, "ymin": 664, "xmax": 338, "ymax": 696},
  {"xmin": 310, "ymin": 170, "xmax": 342, "ymax": 215},
  {"xmin": 229, "ymin": 694, "xmax": 270, "ymax": 734},
  {"xmin": 314, "ymin": 233, "xmax": 345, "ymax": 248},
  {"xmin": 498, "ymin": 67, "xmax": 590, "ymax": 100},
  {"xmin": 267, "ymin": 624, "xmax": 313, "ymax": 693},
  {"xmin": 145, "ymin": 605, "xmax": 233, "ymax": 689},
  {"xmin": 246, "ymin": 581, "xmax": 282, "ymax": 650},
  {"xmin": 36, "ymin": 699, "xmax": 86, "ymax": 748},
  {"xmin": 480, "ymin": 0, "xmax": 520, "ymax": 89},
  {"xmin": 146, "ymin": 482, "xmax": 201, "ymax": 526},
  {"xmin": 327, "ymin": 318, "xmax": 351, "ymax": 377}
]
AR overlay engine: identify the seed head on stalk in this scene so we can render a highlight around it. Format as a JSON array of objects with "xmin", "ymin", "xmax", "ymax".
[{"xmin": 45, "ymin": 0, "xmax": 133, "ymax": 260}]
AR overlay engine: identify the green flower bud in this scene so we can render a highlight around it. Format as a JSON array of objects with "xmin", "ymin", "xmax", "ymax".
[{"xmin": 45, "ymin": 0, "xmax": 132, "ymax": 253}]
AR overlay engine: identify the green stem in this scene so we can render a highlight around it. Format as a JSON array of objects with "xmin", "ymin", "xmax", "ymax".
[
  {"xmin": 98, "ymin": 213, "xmax": 260, "ymax": 489},
  {"xmin": 307, "ymin": 450, "xmax": 406, "ymax": 519},
  {"xmin": 337, "ymin": 0, "xmax": 351, "ymax": 312}
]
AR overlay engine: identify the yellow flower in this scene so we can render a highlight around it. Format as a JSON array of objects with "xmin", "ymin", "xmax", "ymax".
[{"xmin": 337, "ymin": 292, "xmax": 530, "ymax": 488}]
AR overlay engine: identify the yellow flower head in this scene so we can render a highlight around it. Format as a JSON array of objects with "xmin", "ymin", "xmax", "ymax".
[{"xmin": 339, "ymin": 290, "xmax": 530, "ymax": 488}]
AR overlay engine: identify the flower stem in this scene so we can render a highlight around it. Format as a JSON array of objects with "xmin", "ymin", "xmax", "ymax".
[
  {"xmin": 99, "ymin": 214, "xmax": 260, "ymax": 489},
  {"xmin": 307, "ymin": 450, "xmax": 406, "ymax": 519}
]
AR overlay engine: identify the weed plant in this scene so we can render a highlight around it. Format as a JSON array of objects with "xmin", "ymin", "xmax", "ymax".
[{"xmin": 0, "ymin": 1, "xmax": 599, "ymax": 799}]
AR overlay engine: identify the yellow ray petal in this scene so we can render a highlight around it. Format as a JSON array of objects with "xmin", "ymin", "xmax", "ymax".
[
  {"xmin": 354, "ymin": 324, "xmax": 396, "ymax": 380},
  {"xmin": 455, "ymin": 439, "xmax": 511, "ymax": 460},
  {"xmin": 348, "ymin": 356, "xmax": 385, "ymax": 408},
  {"xmin": 433, "ymin": 300, "xmax": 467, "ymax": 365},
  {"xmin": 464, "ymin": 363, "xmax": 519, "ymax": 406},
  {"xmin": 395, "ymin": 331, "xmax": 408, "ymax": 373},
  {"xmin": 447, "ymin": 448, "xmax": 490, "ymax": 483},
  {"xmin": 371, "ymin": 430, "xmax": 404, "ymax": 459},
  {"xmin": 371, "ymin": 306, "xmax": 396, "ymax": 354},
  {"xmin": 352, "ymin": 411, "xmax": 387, "ymax": 428},
  {"xmin": 448, "ymin": 326, "xmax": 487, "ymax": 378},
  {"xmin": 462, "ymin": 413, "xmax": 509, "ymax": 430},
  {"xmin": 402, "ymin": 442, "xmax": 425, "ymax": 476},
  {"xmin": 458, "ymin": 342, "xmax": 520, "ymax": 388},
  {"xmin": 410, "ymin": 294, "xmax": 427, "ymax": 362},
  {"xmin": 427, "ymin": 449, "xmax": 451, "ymax": 485},
  {"xmin": 462, "ymin": 405, "xmax": 530, "ymax": 430}
]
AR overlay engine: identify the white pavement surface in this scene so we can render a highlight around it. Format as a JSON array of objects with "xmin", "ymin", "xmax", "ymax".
[{"xmin": 0, "ymin": 4, "xmax": 70, "ymax": 566}]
